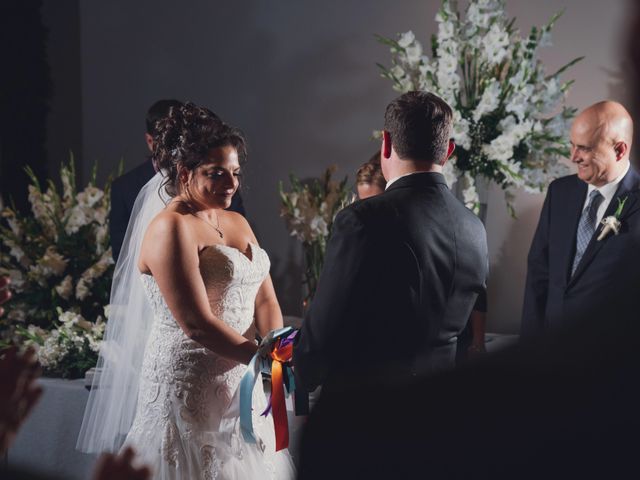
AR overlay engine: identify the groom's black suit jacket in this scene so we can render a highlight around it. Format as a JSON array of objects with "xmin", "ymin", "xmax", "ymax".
[
  {"xmin": 293, "ymin": 172, "xmax": 488, "ymax": 392},
  {"xmin": 522, "ymin": 166, "xmax": 640, "ymax": 338}
]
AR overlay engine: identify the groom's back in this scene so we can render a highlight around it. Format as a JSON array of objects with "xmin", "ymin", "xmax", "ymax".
[
  {"xmin": 294, "ymin": 92, "xmax": 489, "ymax": 394},
  {"xmin": 346, "ymin": 171, "xmax": 488, "ymax": 378}
]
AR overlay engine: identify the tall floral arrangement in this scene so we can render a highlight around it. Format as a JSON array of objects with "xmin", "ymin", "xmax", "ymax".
[
  {"xmin": 0, "ymin": 160, "xmax": 114, "ymax": 378},
  {"xmin": 279, "ymin": 166, "xmax": 353, "ymax": 305},
  {"xmin": 377, "ymin": 0, "xmax": 582, "ymax": 214}
]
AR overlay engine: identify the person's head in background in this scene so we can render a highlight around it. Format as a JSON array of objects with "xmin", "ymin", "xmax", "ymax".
[
  {"xmin": 144, "ymin": 99, "xmax": 184, "ymax": 152},
  {"xmin": 356, "ymin": 151, "xmax": 387, "ymax": 199}
]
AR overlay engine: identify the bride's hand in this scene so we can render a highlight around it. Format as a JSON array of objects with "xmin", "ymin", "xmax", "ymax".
[{"xmin": 257, "ymin": 330, "xmax": 278, "ymax": 358}]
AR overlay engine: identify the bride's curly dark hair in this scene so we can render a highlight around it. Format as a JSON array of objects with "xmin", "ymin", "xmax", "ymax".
[{"xmin": 152, "ymin": 102, "xmax": 247, "ymax": 197}]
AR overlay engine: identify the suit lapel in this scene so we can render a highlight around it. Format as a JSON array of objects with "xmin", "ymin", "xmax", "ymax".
[{"xmin": 569, "ymin": 168, "xmax": 640, "ymax": 286}]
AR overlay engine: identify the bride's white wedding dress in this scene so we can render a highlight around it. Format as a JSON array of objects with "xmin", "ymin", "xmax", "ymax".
[{"xmin": 122, "ymin": 242, "xmax": 295, "ymax": 479}]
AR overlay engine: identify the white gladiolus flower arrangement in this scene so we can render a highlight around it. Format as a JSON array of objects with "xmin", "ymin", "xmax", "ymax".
[
  {"xmin": 279, "ymin": 166, "xmax": 353, "ymax": 305},
  {"xmin": 0, "ymin": 158, "xmax": 117, "ymax": 378},
  {"xmin": 376, "ymin": 0, "xmax": 582, "ymax": 215}
]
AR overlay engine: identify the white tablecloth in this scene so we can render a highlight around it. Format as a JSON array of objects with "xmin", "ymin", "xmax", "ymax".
[{"xmin": 7, "ymin": 377, "xmax": 97, "ymax": 480}]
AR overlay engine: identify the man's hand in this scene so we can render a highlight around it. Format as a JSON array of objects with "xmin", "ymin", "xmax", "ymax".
[
  {"xmin": 0, "ymin": 276, "xmax": 11, "ymax": 317},
  {"xmin": 0, "ymin": 347, "xmax": 42, "ymax": 455},
  {"xmin": 93, "ymin": 446, "xmax": 152, "ymax": 480},
  {"xmin": 258, "ymin": 329, "xmax": 279, "ymax": 358}
]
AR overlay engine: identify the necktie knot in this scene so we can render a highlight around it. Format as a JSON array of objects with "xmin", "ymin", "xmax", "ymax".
[{"xmin": 587, "ymin": 189, "xmax": 603, "ymax": 209}]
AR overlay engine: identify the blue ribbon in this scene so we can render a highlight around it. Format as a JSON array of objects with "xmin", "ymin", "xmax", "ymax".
[{"xmin": 239, "ymin": 326, "xmax": 294, "ymax": 443}]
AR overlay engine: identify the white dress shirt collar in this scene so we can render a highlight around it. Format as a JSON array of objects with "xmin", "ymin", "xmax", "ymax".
[
  {"xmin": 385, "ymin": 171, "xmax": 436, "ymax": 190},
  {"xmin": 585, "ymin": 161, "xmax": 630, "ymax": 225}
]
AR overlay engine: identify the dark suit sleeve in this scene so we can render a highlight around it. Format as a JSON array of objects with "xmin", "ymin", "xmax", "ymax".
[
  {"xmin": 521, "ymin": 185, "xmax": 552, "ymax": 338},
  {"xmin": 109, "ymin": 179, "xmax": 128, "ymax": 263},
  {"xmin": 293, "ymin": 207, "xmax": 368, "ymax": 391}
]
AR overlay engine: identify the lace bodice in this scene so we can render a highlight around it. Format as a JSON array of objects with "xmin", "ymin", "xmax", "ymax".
[
  {"xmin": 123, "ymin": 243, "xmax": 292, "ymax": 479},
  {"xmin": 142, "ymin": 242, "xmax": 269, "ymax": 336}
]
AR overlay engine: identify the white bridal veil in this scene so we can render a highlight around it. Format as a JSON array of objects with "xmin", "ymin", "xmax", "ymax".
[{"xmin": 77, "ymin": 171, "xmax": 169, "ymax": 453}]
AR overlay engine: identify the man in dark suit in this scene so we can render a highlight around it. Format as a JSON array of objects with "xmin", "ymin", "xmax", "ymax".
[
  {"xmin": 522, "ymin": 101, "xmax": 640, "ymax": 338},
  {"xmin": 293, "ymin": 91, "xmax": 489, "ymax": 394},
  {"xmin": 297, "ymin": 295, "xmax": 640, "ymax": 479},
  {"xmin": 109, "ymin": 99, "xmax": 245, "ymax": 262}
]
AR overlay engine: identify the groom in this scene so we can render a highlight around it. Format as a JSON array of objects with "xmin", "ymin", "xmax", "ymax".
[{"xmin": 293, "ymin": 91, "xmax": 489, "ymax": 394}]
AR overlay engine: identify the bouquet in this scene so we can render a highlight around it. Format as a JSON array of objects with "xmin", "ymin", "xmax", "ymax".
[
  {"xmin": 279, "ymin": 166, "xmax": 353, "ymax": 304},
  {"xmin": 377, "ymin": 0, "xmax": 582, "ymax": 215},
  {"xmin": 0, "ymin": 159, "xmax": 115, "ymax": 378}
]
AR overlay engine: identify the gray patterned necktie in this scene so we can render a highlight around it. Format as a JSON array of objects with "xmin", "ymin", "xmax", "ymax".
[{"xmin": 571, "ymin": 189, "xmax": 603, "ymax": 276}]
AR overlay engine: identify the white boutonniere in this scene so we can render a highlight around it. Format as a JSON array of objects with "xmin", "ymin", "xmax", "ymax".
[{"xmin": 597, "ymin": 196, "xmax": 628, "ymax": 241}]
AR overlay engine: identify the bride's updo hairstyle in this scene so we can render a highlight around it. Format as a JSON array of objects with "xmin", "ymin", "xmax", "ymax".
[{"xmin": 152, "ymin": 102, "xmax": 247, "ymax": 197}]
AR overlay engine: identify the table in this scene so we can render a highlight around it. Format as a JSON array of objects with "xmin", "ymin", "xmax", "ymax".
[{"xmin": 7, "ymin": 378, "xmax": 98, "ymax": 479}]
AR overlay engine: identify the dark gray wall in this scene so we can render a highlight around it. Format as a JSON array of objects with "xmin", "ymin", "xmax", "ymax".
[
  {"xmin": 42, "ymin": 0, "xmax": 82, "ymax": 179},
  {"xmin": 78, "ymin": 1, "xmax": 633, "ymax": 328},
  {"xmin": 78, "ymin": 0, "xmax": 440, "ymax": 316}
]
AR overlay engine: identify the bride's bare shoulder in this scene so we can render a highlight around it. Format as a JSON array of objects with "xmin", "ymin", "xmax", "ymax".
[{"xmin": 145, "ymin": 209, "xmax": 194, "ymax": 242}]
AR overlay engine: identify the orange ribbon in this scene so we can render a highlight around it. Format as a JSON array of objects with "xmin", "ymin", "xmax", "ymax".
[{"xmin": 270, "ymin": 340, "xmax": 293, "ymax": 451}]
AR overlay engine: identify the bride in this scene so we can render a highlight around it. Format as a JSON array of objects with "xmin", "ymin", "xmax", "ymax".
[{"xmin": 78, "ymin": 103, "xmax": 295, "ymax": 479}]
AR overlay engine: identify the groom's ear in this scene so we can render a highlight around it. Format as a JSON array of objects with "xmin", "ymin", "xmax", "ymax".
[
  {"xmin": 382, "ymin": 131, "xmax": 392, "ymax": 159},
  {"xmin": 446, "ymin": 138, "xmax": 455, "ymax": 159},
  {"xmin": 439, "ymin": 139, "xmax": 455, "ymax": 167}
]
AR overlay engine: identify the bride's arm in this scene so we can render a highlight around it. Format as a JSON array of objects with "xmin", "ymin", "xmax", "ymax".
[
  {"xmin": 254, "ymin": 275, "xmax": 284, "ymax": 338},
  {"xmin": 227, "ymin": 212, "xmax": 284, "ymax": 337},
  {"xmin": 140, "ymin": 213, "xmax": 257, "ymax": 365}
]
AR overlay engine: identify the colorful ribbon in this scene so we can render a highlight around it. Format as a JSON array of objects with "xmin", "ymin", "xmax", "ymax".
[
  {"xmin": 239, "ymin": 327, "xmax": 295, "ymax": 448},
  {"xmin": 269, "ymin": 336, "xmax": 294, "ymax": 451}
]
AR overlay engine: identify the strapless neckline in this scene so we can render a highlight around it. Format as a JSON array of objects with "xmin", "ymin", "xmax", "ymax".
[{"xmin": 201, "ymin": 242, "xmax": 259, "ymax": 264}]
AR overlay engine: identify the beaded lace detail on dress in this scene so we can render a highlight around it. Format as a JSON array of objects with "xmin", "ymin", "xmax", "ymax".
[{"xmin": 122, "ymin": 243, "xmax": 292, "ymax": 479}]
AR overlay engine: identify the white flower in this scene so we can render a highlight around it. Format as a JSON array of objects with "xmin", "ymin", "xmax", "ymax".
[
  {"xmin": 505, "ymin": 84, "xmax": 534, "ymax": 121},
  {"xmin": 398, "ymin": 31, "xmax": 416, "ymax": 48},
  {"xmin": 390, "ymin": 65, "xmax": 405, "ymax": 80},
  {"xmin": 61, "ymin": 167, "xmax": 74, "ymax": 206},
  {"xmin": 482, "ymin": 24, "xmax": 510, "ymax": 65},
  {"xmin": 40, "ymin": 246, "xmax": 68, "ymax": 276},
  {"xmin": 458, "ymin": 172, "xmax": 480, "ymax": 210},
  {"xmin": 309, "ymin": 215, "xmax": 329, "ymax": 239},
  {"xmin": 405, "ymin": 42, "xmax": 423, "ymax": 65},
  {"xmin": 467, "ymin": 3, "xmax": 490, "ymax": 29},
  {"xmin": 451, "ymin": 110, "xmax": 472, "ymax": 150},
  {"xmin": 65, "ymin": 205, "xmax": 90, "ymax": 234},
  {"xmin": 546, "ymin": 114, "xmax": 569, "ymax": 138},
  {"xmin": 539, "ymin": 29, "xmax": 552, "ymax": 48},
  {"xmin": 93, "ymin": 206, "xmax": 108, "ymax": 225},
  {"xmin": 59, "ymin": 310, "xmax": 82, "ymax": 325},
  {"xmin": 473, "ymin": 80, "xmax": 502, "ymax": 121},
  {"xmin": 442, "ymin": 158, "xmax": 458, "ymax": 188},
  {"xmin": 55, "ymin": 275, "xmax": 73, "ymax": 300},
  {"xmin": 396, "ymin": 76, "xmax": 414, "ymax": 93},
  {"xmin": 6, "ymin": 269, "xmax": 25, "ymax": 291},
  {"xmin": 75, "ymin": 279, "xmax": 90, "ymax": 300},
  {"xmin": 76, "ymin": 186, "xmax": 104, "ymax": 208},
  {"xmin": 6, "ymin": 240, "xmax": 26, "ymax": 263},
  {"xmin": 438, "ymin": 21, "xmax": 456, "ymax": 40},
  {"xmin": 539, "ymin": 77, "xmax": 563, "ymax": 113}
]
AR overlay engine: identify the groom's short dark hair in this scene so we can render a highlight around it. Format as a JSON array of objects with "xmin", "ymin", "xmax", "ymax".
[{"xmin": 384, "ymin": 91, "xmax": 453, "ymax": 164}]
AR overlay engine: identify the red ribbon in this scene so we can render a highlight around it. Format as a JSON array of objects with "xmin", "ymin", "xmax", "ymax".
[{"xmin": 270, "ymin": 339, "xmax": 293, "ymax": 451}]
